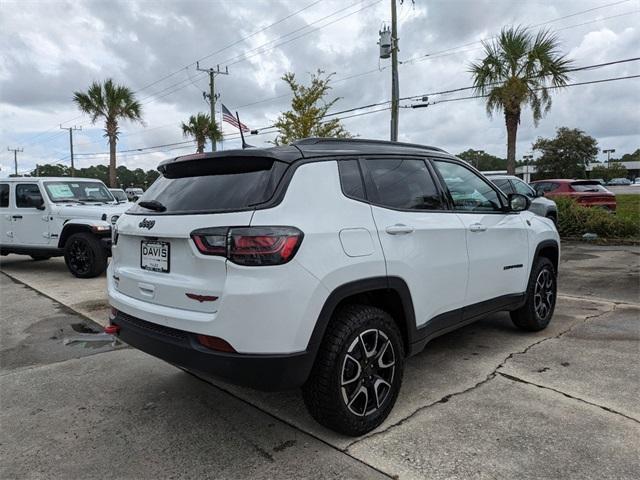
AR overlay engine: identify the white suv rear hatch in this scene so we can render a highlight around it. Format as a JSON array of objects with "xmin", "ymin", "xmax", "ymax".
[{"xmin": 111, "ymin": 156, "xmax": 288, "ymax": 314}]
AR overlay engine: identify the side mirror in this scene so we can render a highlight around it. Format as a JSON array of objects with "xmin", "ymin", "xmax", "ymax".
[
  {"xmin": 508, "ymin": 193, "xmax": 530, "ymax": 212},
  {"xmin": 536, "ymin": 190, "xmax": 545, "ymax": 197}
]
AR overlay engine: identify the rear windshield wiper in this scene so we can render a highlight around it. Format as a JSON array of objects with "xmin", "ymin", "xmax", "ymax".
[{"xmin": 138, "ymin": 200, "xmax": 167, "ymax": 212}]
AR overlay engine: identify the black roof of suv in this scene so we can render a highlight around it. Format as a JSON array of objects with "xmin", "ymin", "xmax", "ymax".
[{"xmin": 158, "ymin": 137, "xmax": 451, "ymax": 173}]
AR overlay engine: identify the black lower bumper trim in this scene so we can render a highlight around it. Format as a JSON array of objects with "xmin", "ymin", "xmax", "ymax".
[{"xmin": 112, "ymin": 311, "xmax": 314, "ymax": 391}]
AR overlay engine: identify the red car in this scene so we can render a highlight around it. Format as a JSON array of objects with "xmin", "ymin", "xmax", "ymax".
[{"xmin": 530, "ymin": 179, "xmax": 616, "ymax": 212}]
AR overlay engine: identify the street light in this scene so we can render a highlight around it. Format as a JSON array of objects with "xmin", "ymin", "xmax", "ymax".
[{"xmin": 603, "ymin": 149, "xmax": 616, "ymax": 167}]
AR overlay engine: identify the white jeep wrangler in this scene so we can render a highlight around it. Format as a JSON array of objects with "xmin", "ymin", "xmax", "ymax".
[{"xmin": 0, "ymin": 177, "xmax": 129, "ymax": 277}]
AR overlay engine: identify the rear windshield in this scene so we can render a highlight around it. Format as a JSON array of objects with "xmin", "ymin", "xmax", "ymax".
[
  {"xmin": 571, "ymin": 182, "xmax": 609, "ymax": 193},
  {"xmin": 129, "ymin": 157, "xmax": 288, "ymax": 215}
]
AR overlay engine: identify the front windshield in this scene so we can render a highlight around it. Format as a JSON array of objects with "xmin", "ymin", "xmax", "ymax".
[
  {"xmin": 111, "ymin": 190, "xmax": 128, "ymax": 202},
  {"xmin": 44, "ymin": 181, "xmax": 115, "ymax": 203},
  {"xmin": 512, "ymin": 179, "xmax": 535, "ymax": 197}
]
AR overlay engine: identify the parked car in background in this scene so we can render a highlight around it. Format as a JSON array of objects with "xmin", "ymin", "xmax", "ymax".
[
  {"xmin": 486, "ymin": 174, "xmax": 558, "ymax": 225},
  {"xmin": 125, "ymin": 187, "xmax": 144, "ymax": 201},
  {"xmin": 632, "ymin": 178, "xmax": 640, "ymax": 187},
  {"xmin": 109, "ymin": 188, "xmax": 131, "ymax": 204},
  {"xmin": 606, "ymin": 178, "xmax": 632, "ymax": 186},
  {"xmin": 530, "ymin": 179, "xmax": 616, "ymax": 212},
  {"xmin": 591, "ymin": 178, "xmax": 606, "ymax": 185},
  {"xmin": 0, "ymin": 177, "xmax": 129, "ymax": 277},
  {"xmin": 107, "ymin": 138, "xmax": 560, "ymax": 436}
]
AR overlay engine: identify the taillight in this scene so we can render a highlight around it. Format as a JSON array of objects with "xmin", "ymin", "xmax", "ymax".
[{"xmin": 191, "ymin": 226, "xmax": 303, "ymax": 266}]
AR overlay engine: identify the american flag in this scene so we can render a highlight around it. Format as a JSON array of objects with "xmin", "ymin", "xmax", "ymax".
[{"xmin": 222, "ymin": 104, "xmax": 249, "ymax": 132}]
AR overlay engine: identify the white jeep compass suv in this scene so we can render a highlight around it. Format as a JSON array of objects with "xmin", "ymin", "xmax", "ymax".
[{"xmin": 107, "ymin": 138, "xmax": 559, "ymax": 436}]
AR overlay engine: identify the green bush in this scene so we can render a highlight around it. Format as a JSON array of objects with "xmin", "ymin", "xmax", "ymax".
[{"xmin": 555, "ymin": 197, "xmax": 640, "ymax": 239}]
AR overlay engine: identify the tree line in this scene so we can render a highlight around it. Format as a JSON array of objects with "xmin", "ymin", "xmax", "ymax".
[{"xmin": 30, "ymin": 163, "xmax": 159, "ymax": 189}]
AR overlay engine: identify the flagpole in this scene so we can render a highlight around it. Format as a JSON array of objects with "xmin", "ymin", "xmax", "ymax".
[{"xmin": 219, "ymin": 103, "xmax": 224, "ymax": 151}]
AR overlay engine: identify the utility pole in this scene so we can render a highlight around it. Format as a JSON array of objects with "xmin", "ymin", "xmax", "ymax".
[
  {"xmin": 603, "ymin": 148, "xmax": 615, "ymax": 167},
  {"xmin": 7, "ymin": 147, "xmax": 23, "ymax": 176},
  {"xmin": 390, "ymin": 0, "xmax": 399, "ymax": 142},
  {"xmin": 196, "ymin": 62, "xmax": 229, "ymax": 152},
  {"xmin": 60, "ymin": 125, "xmax": 82, "ymax": 176}
]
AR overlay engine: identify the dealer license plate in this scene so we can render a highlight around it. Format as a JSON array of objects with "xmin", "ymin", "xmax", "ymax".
[{"xmin": 140, "ymin": 240, "xmax": 170, "ymax": 273}]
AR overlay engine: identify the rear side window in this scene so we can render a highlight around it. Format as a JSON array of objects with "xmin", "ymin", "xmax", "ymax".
[
  {"xmin": 363, "ymin": 158, "xmax": 443, "ymax": 210},
  {"xmin": 0, "ymin": 184, "xmax": 8, "ymax": 207},
  {"xmin": 16, "ymin": 184, "xmax": 43, "ymax": 208},
  {"xmin": 338, "ymin": 159, "xmax": 366, "ymax": 201},
  {"xmin": 130, "ymin": 157, "xmax": 288, "ymax": 214}
]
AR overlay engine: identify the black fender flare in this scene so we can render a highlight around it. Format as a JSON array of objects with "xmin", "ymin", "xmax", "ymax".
[
  {"xmin": 533, "ymin": 239, "xmax": 560, "ymax": 273},
  {"xmin": 304, "ymin": 276, "xmax": 417, "ymax": 363}
]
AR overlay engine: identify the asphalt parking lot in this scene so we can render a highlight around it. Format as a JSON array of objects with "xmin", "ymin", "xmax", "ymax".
[{"xmin": 1, "ymin": 242, "xmax": 639, "ymax": 479}]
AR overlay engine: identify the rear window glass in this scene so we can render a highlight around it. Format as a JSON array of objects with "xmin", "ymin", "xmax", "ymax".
[
  {"xmin": 0, "ymin": 184, "xmax": 8, "ymax": 207},
  {"xmin": 130, "ymin": 158, "xmax": 288, "ymax": 214},
  {"xmin": 338, "ymin": 159, "xmax": 366, "ymax": 201},
  {"xmin": 571, "ymin": 183, "xmax": 608, "ymax": 192}
]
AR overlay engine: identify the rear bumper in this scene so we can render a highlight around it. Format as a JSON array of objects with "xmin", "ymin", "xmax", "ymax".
[{"xmin": 110, "ymin": 309, "xmax": 314, "ymax": 391}]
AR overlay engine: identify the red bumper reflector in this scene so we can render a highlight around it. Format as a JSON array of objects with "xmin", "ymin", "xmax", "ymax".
[
  {"xmin": 104, "ymin": 324, "xmax": 120, "ymax": 335},
  {"xmin": 196, "ymin": 335, "xmax": 236, "ymax": 353}
]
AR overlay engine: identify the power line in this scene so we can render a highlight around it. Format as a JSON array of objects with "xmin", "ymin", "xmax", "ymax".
[
  {"xmin": 138, "ymin": 0, "xmax": 382, "ymax": 106},
  {"xmin": 400, "ymin": 1, "xmax": 636, "ymax": 65},
  {"xmin": 409, "ymin": 74, "xmax": 640, "ymax": 107}
]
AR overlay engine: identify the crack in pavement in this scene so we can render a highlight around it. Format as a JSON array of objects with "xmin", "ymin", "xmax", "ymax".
[
  {"xmin": 345, "ymin": 303, "xmax": 619, "ymax": 450},
  {"xmin": 497, "ymin": 372, "xmax": 640, "ymax": 424},
  {"xmin": 558, "ymin": 293, "xmax": 640, "ymax": 308}
]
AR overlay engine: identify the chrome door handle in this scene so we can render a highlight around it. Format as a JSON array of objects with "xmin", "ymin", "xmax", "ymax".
[
  {"xmin": 469, "ymin": 223, "xmax": 487, "ymax": 233},
  {"xmin": 385, "ymin": 224, "xmax": 414, "ymax": 235}
]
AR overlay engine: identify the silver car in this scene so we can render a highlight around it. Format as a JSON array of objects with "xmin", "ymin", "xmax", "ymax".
[{"xmin": 488, "ymin": 175, "xmax": 558, "ymax": 225}]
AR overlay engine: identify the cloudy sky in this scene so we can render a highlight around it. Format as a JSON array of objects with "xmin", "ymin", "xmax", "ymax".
[{"xmin": 1, "ymin": 0, "xmax": 639, "ymax": 176}]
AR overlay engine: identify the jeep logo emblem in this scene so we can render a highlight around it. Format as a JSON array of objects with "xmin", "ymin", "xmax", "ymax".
[{"xmin": 139, "ymin": 219, "xmax": 155, "ymax": 230}]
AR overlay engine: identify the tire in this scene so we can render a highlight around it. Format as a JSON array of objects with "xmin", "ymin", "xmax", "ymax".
[
  {"xmin": 302, "ymin": 304, "xmax": 404, "ymax": 436},
  {"xmin": 510, "ymin": 257, "xmax": 557, "ymax": 331},
  {"xmin": 63, "ymin": 232, "xmax": 107, "ymax": 278},
  {"xmin": 30, "ymin": 254, "xmax": 51, "ymax": 261}
]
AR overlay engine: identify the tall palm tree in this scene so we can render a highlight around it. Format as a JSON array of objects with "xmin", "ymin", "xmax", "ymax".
[
  {"xmin": 469, "ymin": 26, "xmax": 572, "ymax": 174},
  {"xmin": 181, "ymin": 113, "xmax": 222, "ymax": 153},
  {"xmin": 73, "ymin": 79, "xmax": 143, "ymax": 187}
]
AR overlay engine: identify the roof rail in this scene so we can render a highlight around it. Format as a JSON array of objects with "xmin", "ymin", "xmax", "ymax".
[{"xmin": 292, "ymin": 137, "xmax": 446, "ymax": 153}]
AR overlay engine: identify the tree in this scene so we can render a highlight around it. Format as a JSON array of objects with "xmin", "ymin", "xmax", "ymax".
[
  {"xmin": 33, "ymin": 164, "xmax": 69, "ymax": 177},
  {"xmin": 469, "ymin": 26, "xmax": 572, "ymax": 174},
  {"xmin": 181, "ymin": 113, "xmax": 222, "ymax": 153},
  {"xmin": 617, "ymin": 149, "xmax": 640, "ymax": 163},
  {"xmin": 456, "ymin": 149, "xmax": 506, "ymax": 171},
  {"xmin": 590, "ymin": 163, "xmax": 628, "ymax": 182},
  {"xmin": 533, "ymin": 127, "xmax": 598, "ymax": 179},
  {"xmin": 272, "ymin": 70, "xmax": 350, "ymax": 145},
  {"xmin": 73, "ymin": 79, "xmax": 143, "ymax": 187},
  {"xmin": 30, "ymin": 163, "xmax": 159, "ymax": 188}
]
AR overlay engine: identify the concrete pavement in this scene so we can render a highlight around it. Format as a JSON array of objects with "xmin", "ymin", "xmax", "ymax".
[{"xmin": 1, "ymin": 242, "xmax": 639, "ymax": 479}]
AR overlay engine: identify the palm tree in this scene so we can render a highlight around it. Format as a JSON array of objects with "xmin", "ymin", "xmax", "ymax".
[
  {"xmin": 469, "ymin": 26, "xmax": 572, "ymax": 174},
  {"xmin": 73, "ymin": 79, "xmax": 143, "ymax": 187},
  {"xmin": 181, "ymin": 113, "xmax": 222, "ymax": 153}
]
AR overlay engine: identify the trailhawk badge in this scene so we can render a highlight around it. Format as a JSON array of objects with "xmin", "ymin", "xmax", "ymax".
[{"xmin": 139, "ymin": 218, "xmax": 155, "ymax": 229}]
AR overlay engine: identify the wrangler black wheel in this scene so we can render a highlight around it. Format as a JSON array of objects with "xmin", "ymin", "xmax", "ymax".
[
  {"xmin": 303, "ymin": 304, "xmax": 404, "ymax": 436},
  {"xmin": 64, "ymin": 232, "xmax": 107, "ymax": 278}
]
